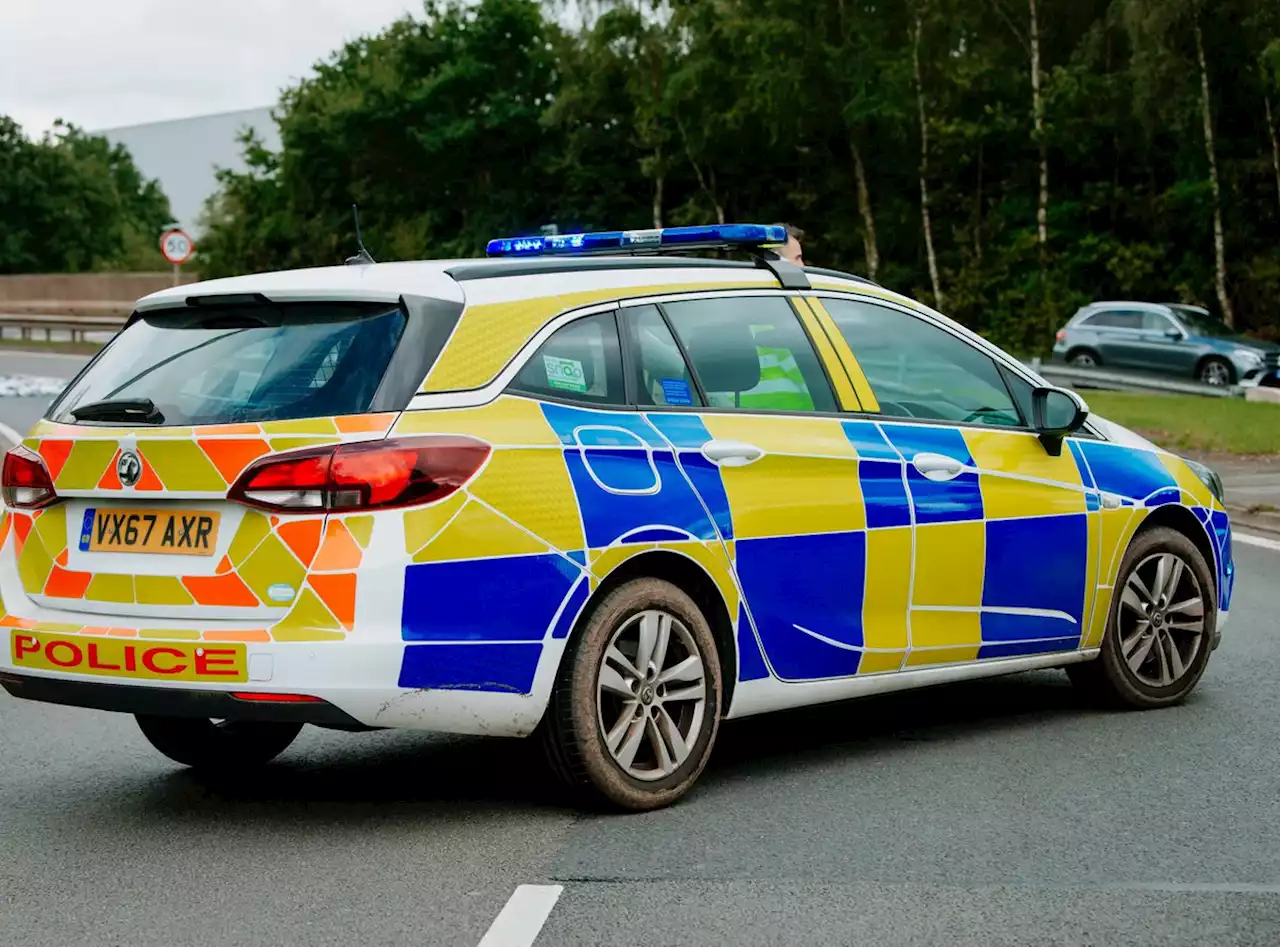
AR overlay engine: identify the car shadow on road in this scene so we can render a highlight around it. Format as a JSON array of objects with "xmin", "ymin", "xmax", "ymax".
[
  {"xmin": 133, "ymin": 728, "xmax": 573, "ymax": 818},
  {"xmin": 708, "ymin": 669, "xmax": 1105, "ymax": 780},
  {"xmin": 97, "ymin": 669, "xmax": 1110, "ymax": 824}
]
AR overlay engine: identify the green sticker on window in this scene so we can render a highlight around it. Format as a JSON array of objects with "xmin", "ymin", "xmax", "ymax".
[{"xmin": 543, "ymin": 354, "xmax": 588, "ymax": 393}]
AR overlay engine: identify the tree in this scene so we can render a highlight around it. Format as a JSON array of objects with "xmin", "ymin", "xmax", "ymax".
[
  {"xmin": 200, "ymin": 0, "xmax": 559, "ymax": 276},
  {"xmin": 197, "ymin": 0, "xmax": 1280, "ymax": 346},
  {"xmin": 912, "ymin": 4, "xmax": 944, "ymax": 309},
  {"xmin": 0, "ymin": 117, "xmax": 171, "ymax": 274}
]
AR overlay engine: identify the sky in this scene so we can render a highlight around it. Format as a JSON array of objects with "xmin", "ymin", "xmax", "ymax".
[{"xmin": 0, "ymin": 0, "xmax": 430, "ymax": 136}]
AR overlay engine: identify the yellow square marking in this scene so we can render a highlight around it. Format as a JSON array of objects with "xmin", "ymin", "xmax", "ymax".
[
  {"xmin": 910, "ymin": 610, "xmax": 982, "ymax": 649},
  {"xmin": 414, "ymin": 499, "xmax": 550, "ymax": 563},
  {"xmin": 858, "ymin": 651, "xmax": 903, "ymax": 674},
  {"xmin": 965, "ymin": 430, "xmax": 1087, "ymax": 520},
  {"xmin": 863, "ymin": 526, "xmax": 911, "ymax": 653},
  {"xmin": 905, "ymin": 643, "xmax": 981, "ymax": 667},
  {"xmin": 912, "ymin": 521, "xmax": 985, "ymax": 607},
  {"xmin": 394, "ymin": 397, "xmax": 561, "ymax": 446},
  {"xmin": 467, "ymin": 448, "xmax": 585, "ymax": 553},
  {"xmin": 701, "ymin": 415, "xmax": 857, "ymax": 458}
]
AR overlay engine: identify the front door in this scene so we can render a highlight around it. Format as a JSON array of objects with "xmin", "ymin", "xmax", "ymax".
[
  {"xmin": 812, "ymin": 294, "xmax": 1096, "ymax": 667},
  {"xmin": 622, "ymin": 295, "xmax": 913, "ymax": 681}
]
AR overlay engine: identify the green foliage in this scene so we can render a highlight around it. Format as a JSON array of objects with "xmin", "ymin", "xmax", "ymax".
[
  {"xmin": 198, "ymin": 0, "xmax": 1280, "ymax": 353},
  {"xmin": 0, "ymin": 118, "xmax": 172, "ymax": 274}
]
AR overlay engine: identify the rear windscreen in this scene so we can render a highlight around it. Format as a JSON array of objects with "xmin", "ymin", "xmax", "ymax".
[{"xmin": 51, "ymin": 302, "xmax": 408, "ymax": 426}]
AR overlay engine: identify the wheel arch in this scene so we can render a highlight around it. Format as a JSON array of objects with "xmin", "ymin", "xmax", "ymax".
[
  {"xmin": 1066, "ymin": 345, "xmax": 1101, "ymax": 365},
  {"xmin": 571, "ymin": 549, "xmax": 739, "ymax": 713},
  {"xmin": 1132, "ymin": 504, "xmax": 1219, "ymax": 604},
  {"xmin": 1194, "ymin": 352, "xmax": 1235, "ymax": 383}
]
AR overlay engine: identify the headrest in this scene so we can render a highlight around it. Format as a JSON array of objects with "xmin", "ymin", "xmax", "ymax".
[{"xmin": 682, "ymin": 319, "xmax": 761, "ymax": 394}]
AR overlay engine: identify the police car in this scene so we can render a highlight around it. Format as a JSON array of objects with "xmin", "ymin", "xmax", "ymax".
[{"xmin": 0, "ymin": 224, "xmax": 1234, "ymax": 811}]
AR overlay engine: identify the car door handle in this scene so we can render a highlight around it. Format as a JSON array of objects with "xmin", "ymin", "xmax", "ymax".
[
  {"xmin": 702, "ymin": 440, "xmax": 765, "ymax": 467},
  {"xmin": 912, "ymin": 452, "xmax": 966, "ymax": 482}
]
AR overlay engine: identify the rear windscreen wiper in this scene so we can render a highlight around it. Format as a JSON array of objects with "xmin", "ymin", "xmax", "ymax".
[{"xmin": 69, "ymin": 398, "xmax": 166, "ymax": 425}]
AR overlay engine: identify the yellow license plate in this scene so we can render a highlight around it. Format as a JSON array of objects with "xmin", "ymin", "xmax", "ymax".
[
  {"xmin": 78, "ymin": 508, "xmax": 219, "ymax": 556},
  {"xmin": 11, "ymin": 631, "xmax": 247, "ymax": 683}
]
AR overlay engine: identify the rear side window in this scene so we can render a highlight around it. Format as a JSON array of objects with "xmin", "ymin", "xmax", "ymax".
[
  {"xmin": 508, "ymin": 312, "xmax": 626, "ymax": 406},
  {"xmin": 1081, "ymin": 310, "xmax": 1142, "ymax": 329},
  {"xmin": 625, "ymin": 305, "xmax": 704, "ymax": 408},
  {"xmin": 662, "ymin": 296, "xmax": 837, "ymax": 413},
  {"xmin": 51, "ymin": 302, "xmax": 408, "ymax": 427}
]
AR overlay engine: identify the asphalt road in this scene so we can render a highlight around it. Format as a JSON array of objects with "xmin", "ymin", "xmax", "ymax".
[{"xmin": 2, "ymin": 364, "xmax": 1279, "ymax": 946}]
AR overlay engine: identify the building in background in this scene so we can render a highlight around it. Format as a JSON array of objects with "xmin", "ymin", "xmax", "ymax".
[{"xmin": 98, "ymin": 106, "xmax": 281, "ymax": 237}]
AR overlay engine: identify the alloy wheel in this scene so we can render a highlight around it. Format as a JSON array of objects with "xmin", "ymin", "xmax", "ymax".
[
  {"xmin": 1200, "ymin": 361, "xmax": 1231, "ymax": 386},
  {"xmin": 596, "ymin": 609, "xmax": 707, "ymax": 782},
  {"xmin": 1117, "ymin": 552, "xmax": 1207, "ymax": 688}
]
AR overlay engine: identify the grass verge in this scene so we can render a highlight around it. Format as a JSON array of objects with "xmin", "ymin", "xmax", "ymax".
[{"xmin": 1083, "ymin": 390, "xmax": 1280, "ymax": 456}]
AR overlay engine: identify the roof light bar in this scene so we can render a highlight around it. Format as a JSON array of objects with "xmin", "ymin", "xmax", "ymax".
[{"xmin": 485, "ymin": 223, "xmax": 789, "ymax": 258}]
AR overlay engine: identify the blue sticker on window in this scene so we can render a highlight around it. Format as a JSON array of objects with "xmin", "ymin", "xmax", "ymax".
[{"xmin": 660, "ymin": 378, "xmax": 694, "ymax": 406}]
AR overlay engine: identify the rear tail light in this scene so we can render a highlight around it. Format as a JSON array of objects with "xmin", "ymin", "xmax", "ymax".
[
  {"xmin": 2, "ymin": 446, "xmax": 58, "ymax": 510},
  {"xmin": 227, "ymin": 435, "xmax": 491, "ymax": 513},
  {"xmin": 1055, "ymin": 329, "xmax": 1067, "ymax": 342}
]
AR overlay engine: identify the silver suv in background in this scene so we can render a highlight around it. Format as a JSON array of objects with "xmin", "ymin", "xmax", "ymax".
[{"xmin": 1052, "ymin": 301, "xmax": 1280, "ymax": 387}]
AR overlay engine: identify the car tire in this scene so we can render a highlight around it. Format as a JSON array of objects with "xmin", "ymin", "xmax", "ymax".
[
  {"xmin": 1067, "ymin": 349, "xmax": 1101, "ymax": 368},
  {"xmin": 1067, "ymin": 526, "xmax": 1215, "ymax": 709},
  {"xmin": 1197, "ymin": 357, "xmax": 1235, "ymax": 387},
  {"xmin": 135, "ymin": 715, "xmax": 303, "ymax": 769},
  {"xmin": 540, "ymin": 577, "xmax": 722, "ymax": 811}
]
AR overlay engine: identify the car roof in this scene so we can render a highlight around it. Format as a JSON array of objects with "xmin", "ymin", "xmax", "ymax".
[
  {"xmin": 135, "ymin": 255, "xmax": 883, "ymax": 311},
  {"xmin": 1080, "ymin": 301, "xmax": 1174, "ymax": 312}
]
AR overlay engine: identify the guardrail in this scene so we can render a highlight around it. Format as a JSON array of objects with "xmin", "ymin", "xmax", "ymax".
[
  {"xmin": 0, "ymin": 312, "xmax": 126, "ymax": 343},
  {"xmin": 1025, "ymin": 358, "xmax": 1244, "ymax": 399}
]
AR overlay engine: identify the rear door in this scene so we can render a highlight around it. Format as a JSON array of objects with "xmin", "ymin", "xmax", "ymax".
[
  {"xmin": 625, "ymin": 293, "xmax": 913, "ymax": 681},
  {"xmin": 1087, "ymin": 310, "xmax": 1146, "ymax": 367},
  {"xmin": 813, "ymin": 294, "xmax": 1097, "ymax": 666},
  {"xmin": 14, "ymin": 299, "xmax": 451, "ymax": 627}
]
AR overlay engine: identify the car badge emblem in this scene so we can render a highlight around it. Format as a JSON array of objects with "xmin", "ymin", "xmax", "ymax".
[{"xmin": 117, "ymin": 451, "xmax": 142, "ymax": 488}]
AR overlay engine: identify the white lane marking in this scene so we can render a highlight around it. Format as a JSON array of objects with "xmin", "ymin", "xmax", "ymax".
[
  {"xmin": 1234, "ymin": 532, "xmax": 1280, "ymax": 553},
  {"xmin": 477, "ymin": 885, "xmax": 564, "ymax": 947},
  {"xmin": 0, "ymin": 420, "xmax": 24, "ymax": 447}
]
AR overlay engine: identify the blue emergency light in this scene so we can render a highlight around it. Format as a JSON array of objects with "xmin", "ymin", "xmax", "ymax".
[{"xmin": 485, "ymin": 223, "xmax": 789, "ymax": 258}]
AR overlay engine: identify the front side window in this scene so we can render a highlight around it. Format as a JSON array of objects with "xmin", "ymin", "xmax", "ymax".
[
  {"xmin": 661, "ymin": 296, "xmax": 837, "ymax": 413},
  {"xmin": 508, "ymin": 312, "xmax": 626, "ymax": 406},
  {"xmin": 1170, "ymin": 306, "xmax": 1232, "ymax": 337},
  {"xmin": 1141, "ymin": 311, "xmax": 1179, "ymax": 334},
  {"xmin": 822, "ymin": 297, "xmax": 1023, "ymax": 427}
]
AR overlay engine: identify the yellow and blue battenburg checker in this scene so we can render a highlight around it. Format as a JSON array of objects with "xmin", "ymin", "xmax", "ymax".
[{"xmin": 391, "ymin": 393, "xmax": 1234, "ymax": 695}]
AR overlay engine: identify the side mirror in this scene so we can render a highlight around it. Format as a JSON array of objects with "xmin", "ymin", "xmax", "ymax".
[
  {"xmin": 1165, "ymin": 329, "xmax": 1184, "ymax": 341},
  {"xmin": 1032, "ymin": 386, "xmax": 1088, "ymax": 456}
]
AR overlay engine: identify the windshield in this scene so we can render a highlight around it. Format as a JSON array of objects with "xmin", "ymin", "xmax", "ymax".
[
  {"xmin": 51, "ymin": 302, "xmax": 407, "ymax": 426},
  {"xmin": 1170, "ymin": 306, "xmax": 1233, "ymax": 337}
]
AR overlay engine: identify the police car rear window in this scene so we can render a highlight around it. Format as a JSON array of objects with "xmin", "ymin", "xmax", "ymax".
[{"xmin": 51, "ymin": 302, "xmax": 408, "ymax": 427}]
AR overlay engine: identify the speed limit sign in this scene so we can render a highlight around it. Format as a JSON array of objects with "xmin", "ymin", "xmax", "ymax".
[{"xmin": 160, "ymin": 229, "xmax": 195, "ymax": 265}]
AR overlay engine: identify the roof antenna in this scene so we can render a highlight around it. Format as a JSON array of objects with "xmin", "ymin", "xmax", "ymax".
[{"xmin": 346, "ymin": 204, "xmax": 376, "ymax": 266}]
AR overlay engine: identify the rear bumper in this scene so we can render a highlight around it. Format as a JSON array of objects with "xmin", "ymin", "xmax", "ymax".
[
  {"xmin": 0, "ymin": 633, "xmax": 561, "ymax": 737},
  {"xmin": 0, "ymin": 670, "xmax": 367, "ymax": 727}
]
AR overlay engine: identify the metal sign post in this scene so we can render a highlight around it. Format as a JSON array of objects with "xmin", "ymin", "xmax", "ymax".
[{"xmin": 160, "ymin": 228, "xmax": 195, "ymax": 285}]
